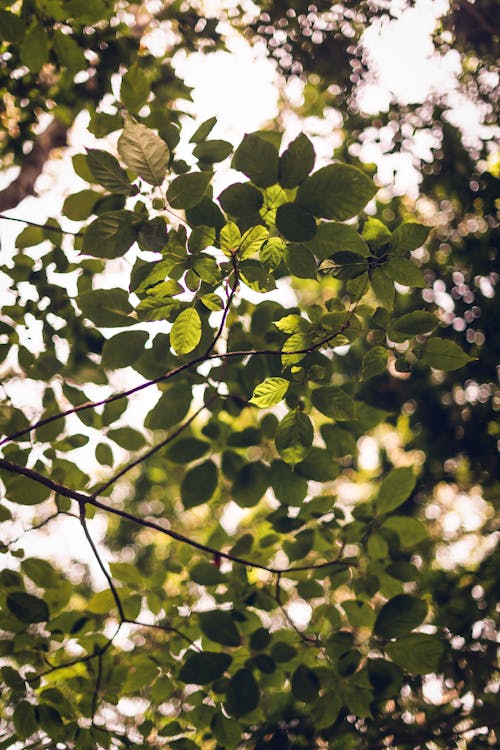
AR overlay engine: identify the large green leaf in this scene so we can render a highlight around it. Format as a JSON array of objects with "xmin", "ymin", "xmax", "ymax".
[
  {"xmin": 392, "ymin": 311, "xmax": 438, "ymax": 336},
  {"xmin": 276, "ymin": 203, "xmax": 317, "ymax": 242},
  {"xmin": 382, "ymin": 516, "xmax": 428, "ymax": 547},
  {"xmin": 7, "ymin": 592, "xmax": 49, "ymax": 623},
  {"xmin": 167, "ymin": 172, "xmax": 211, "ymax": 210},
  {"xmin": 225, "ymin": 669, "xmax": 259, "ymax": 717},
  {"xmin": 291, "ymin": 665, "xmax": 321, "ymax": 702},
  {"xmin": 278, "ymin": 133, "xmax": 315, "ymax": 188},
  {"xmin": 118, "ymin": 117, "xmax": 169, "ymax": 186},
  {"xmin": 82, "ymin": 211, "xmax": 138, "ymax": 259},
  {"xmin": 275, "ymin": 410, "xmax": 313, "ymax": 466},
  {"xmin": 232, "ymin": 133, "xmax": 279, "ymax": 187},
  {"xmin": 77, "ymin": 289, "xmax": 134, "ymax": 327},
  {"xmin": 307, "ymin": 222, "xmax": 370, "ymax": 260},
  {"xmin": 374, "ymin": 595, "xmax": 427, "ymax": 638},
  {"xmin": 218, "ymin": 183, "xmax": 263, "ymax": 216},
  {"xmin": 296, "ymin": 164, "xmax": 377, "ymax": 220},
  {"xmin": 422, "ymin": 338, "xmax": 476, "ymax": 370},
  {"xmin": 376, "ymin": 467, "xmax": 416, "ymax": 514},
  {"xmin": 179, "ymin": 652, "xmax": 232, "ymax": 684},
  {"xmin": 170, "ymin": 308, "xmax": 202, "ymax": 355},
  {"xmin": 181, "ymin": 460, "xmax": 218, "ymax": 508},
  {"xmin": 232, "ymin": 461, "xmax": 269, "ymax": 507},
  {"xmin": 199, "ymin": 610, "xmax": 241, "ymax": 647},
  {"xmin": 86, "ymin": 149, "xmax": 132, "ymax": 194},
  {"xmin": 386, "ymin": 633, "xmax": 444, "ymax": 674},
  {"xmin": 250, "ymin": 377, "xmax": 289, "ymax": 408},
  {"xmin": 390, "ymin": 222, "xmax": 430, "ymax": 252},
  {"xmin": 101, "ymin": 330, "xmax": 148, "ymax": 369},
  {"xmin": 311, "ymin": 386, "xmax": 356, "ymax": 421}
]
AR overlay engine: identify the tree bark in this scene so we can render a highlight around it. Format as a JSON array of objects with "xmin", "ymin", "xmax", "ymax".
[{"xmin": 0, "ymin": 118, "xmax": 68, "ymax": 212}]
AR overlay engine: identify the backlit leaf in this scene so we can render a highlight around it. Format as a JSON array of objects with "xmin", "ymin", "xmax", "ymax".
[
  {"xmin": 118, "ymin": 116, "xmax": 169, "ymax": 186},
  {"xmin": 250, "ymin": 377, "xmax": 289, "ymax": 408},
  {"xmin": 171, "ymin": 308, "xmax": 202, "ymax": 355}
]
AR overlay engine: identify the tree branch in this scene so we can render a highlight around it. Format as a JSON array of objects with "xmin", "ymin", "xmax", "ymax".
[{"xmin": 0, "ymin": 119, "xmax": 68, "ymax": 212}]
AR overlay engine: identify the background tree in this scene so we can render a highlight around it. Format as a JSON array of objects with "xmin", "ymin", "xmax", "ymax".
[{"xmin": 0, "ymin": 1, "xmax": 498, "ymax": 749}]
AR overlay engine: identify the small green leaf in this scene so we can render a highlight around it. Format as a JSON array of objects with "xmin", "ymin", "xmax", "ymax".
[
  {"xmin": 120, "ymin": 64, "xmax": 150, "ymax": 115},
  {"xmin": 307, "ymin": 222, "xmax": 370, "ymax": 260},
  {"xmin": 386, "ymin": 633, "xmax": 443, "ymax": 674},
  {"xmin": 118, "ymin": 116, "xmax": 169, "ymax": 186},
  {"xmin": 362, "ymin": 218, "xmax": 392, "ymax": 250},
  {"xmin": 171, "ymin": 308, "xmax": 202, "ymax": 355},
  {"xmin": 82, "ymin": 211, "xmax": 137, "ymax": 259},
  {"xmin": 275, "ymin": 410, "xmax": 313, "ymax": 466},
  {"xmin": 278, "ymin": 133, "xmax": 316, "ymax": 188},
  {"xmin": 0, "ymin": 10, "xmax": 26, "ymax": 43},
  {"xmin": 167, "ymin": 172, "xmax": 211, "ymax": 210},
  {"xmin": 422, "ymin": 338, "xmax": 476, "ymax": 371},
  {"xmin": 260, "ymin": 237, "xmax": 285, "ymax": 270},
  {"xmin": 20, "ymin": 27, "xmax": 48, "ymax": 72},
  {"xmin": 391, "ymin": 222, "xmax": 430, "ymax": 252},
  {"xmin": 181, "ymin": 460, "xmax": 218, "ymax": 509},
  {"xmin": 7, "ymin": 592, "xmax": 49, "ymax": 623},
  {"xmin": 374, "ymin": 595, "xmax": 427, "ymax": 638},
  {"xmin": 13, "ymin": 701, "xmax": 38, "ymax": 739},
  {"xmin": 220, "ymin": 222, "xmax": 242, "ymax": 256},
  {"xmin": 311, "ymin": 386, "xmax": 356, "ymax": 421},
  {"xmin": 276, "ymin": 202, "xmax": 317, "ymax": 242},
  {"xmin": 296, "ymin": 164, "xmax": 376, "ymax": 220},
  {"xmin": 102, "ymin": 330, "xmax": 148, "ymax": 369},
  {"xmin": 370, "ymin": 268, "xmax": 394, "ymax": 310},
  {"xmin": 179, "ymin": 652, "xmax": 232, "ymax": 684},
  {"xmin": 292, "ymin": 665, "xmax": 320, "ymax": 702},
  {"xmin": 382, "ymin": 516, "xmax": 428, "ymax": 547},
  {"xmin": 78, "ymin": 289, "xmax": 134, "ymax": 327},
  {"xmin": 62, "ymin": 190, "xmax": 101, "ymax": 221},
  {"xmin": 86, "ymin": 149, "xmax": 131, "ymax": 194},
  {"xmin": 225, "ymin": 669, "xmax": 259, "ymax": 717},
  {"xmin": 52, "ymin": 30, "xmax": 86, "ymax": 72},
  {"xmin": 190, "ymin": 116, "xmax": 217, "ymax": 143},
  {"xmin": 190, "ymin": 562, "xmax": 225, "ymax": 586},
  {"xmin": 165, "ymin": 438, "xmax": 208, "ymax": 463},
  {"xmin": 232, "ymin": 461, "xmax": 269, "ymax": 507},
  {"xmin": 250, "ymin": 377, "xmax": 289, "ymax": 408},
  {"xmin": 376, "ymin": 467, "xmax": 416, "ymax": 515},
  {"xmin": 392, "ymin": 311, "xmax": 438, "ymax": 336},
  {"xmin": 199, "ymin": 611, "xmax": 241, "ymax": 647},
  {"xmin": 239, "ymin": 226, "xmax": 268, "ymax": 259},
  {"xmin": 193, "ymin": 140, "xmax": 232, "ymax": 163},
  {"xmin": 232, "ymin": 133, "xmax": 279, "ymax": 187},
  {"xmin": 361, "ymin": 347, "xmax": 388, "ymax": 380},
  {"xmin": 218, "ymin": 182, "xmax": 263, "ymax": 216},
  {"xmin": 108, "ymin": 427, "xmax": 145, "ymax": 450}
]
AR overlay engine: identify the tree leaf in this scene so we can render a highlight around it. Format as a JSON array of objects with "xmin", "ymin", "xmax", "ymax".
[
  {"xmin": 167, "ymin": 172, "xmax": 211, "ymax": 209},
  {"xmin": 86, "ymin": 149, "xmax": 132, "ymax": 194},
  {"xmin": 118, "ymin": 117, "xmax": 169, "ymax": 186},
  {"xmin": 390, "ymin": 222, "xmax": 430, "ymax": 252},
  {"xmin": 386, "ymin": 633, "xmax": 444, "ymax": 674},
  {"xmin": 292, "ymin": 665, "xmax": 321, "ymax": 702},
  {"xmin": 102, "ymin": 330, "xmax": 148, "ymax": 369},
  {"xmin": 179, "ymin": 652, "xmax": 232, "ymax": 684},
  {"xmin": 20, "ymin": 27, "xmax": 48, "ymax": 72},
  {"xmin": 7, "ymin": 592, "xmax": 49, "ymax": 623},
  {"xmin": 275, "ymin": 410, "xmax": 313, "ymax": 466},
  {"xmin": 120, "ymin": 64, "xmax": 150, "ymax": 115},
  {"xmin": 392, "ymin": 311, "xmax": 438, "ymax": 336},
  {"xmin": 276, "ymin": 202, "xmax": 317, "ymax": 242},
  {"xmin": 225, "ymin": 669, "xmax": 259, "ymax": 717},
  {"xmin": 307, "ymin": 222, "xmax": 370, "ymax": 260},
  {"xmin": 374, "ymin": 595, "xmax": 427, "ymax": 638},
  {"xmin": 171, "ymin": 308, "xmax": 202, "ymax": 355},
  {"xmin": 232, "ymin": 461, "xmax": 269, "ymax": 507},
  {"xmin": 232, "ymin": 133, "xmax": 279, "ymax": 187},
  {"xmin": 181, "ymin": 460, "xmax": 218, "ymax": 508},
  {"xmin": 422, "ymin": 338, "xmax": 476, "ymax": 371},
  {"xmin": 386, "ymin": 257, "xmax": 425, "ymax": 287},
  {"xmin": 82, "ymin": 211, "xmax": 138, "ymax": 259},
  {"xmin": 77, "ymin": 289, "xmax": 134, "ymax": 327},
  {"xmin": 376, "ymin": 467, "xmax": 416, "ymax": 514},
  {"xmin": 361, "ymin": 347, "xmax": 389, "ymax": 380},
  {"xmin": 296, "ymin": 164, "xmax": 377, "ymax": 220},
  {"xmin": 218, "ymin": 182, "xmax": 263, "ymax": 216},
  {"xmin": 199, "ymin": 610, "xmax": 241, "ymax": 647},
  {"xmin": 382, "ymin": 516, "xmax": 428, "ymax": 547},
  {"xmin": 311, "ymin": 386, "xmax": 356, "ymax": 421},
  {"xmin": 190, "ymin": 116, "xmax": 217, "ymax": 143},
  {"xmin": 193, "ymin": 140, "xmax": 232, "ymax": 163},
  {"xmin": 279, "ymin": 133, "xmax": 316, "ymax": 188},
  {"xmin": 250, "ymin": 377, "xmax": 289, "ymax": 407},
  {"xmin": 13, "ymin": 701, "xmax": 38, "ymax": 739}
]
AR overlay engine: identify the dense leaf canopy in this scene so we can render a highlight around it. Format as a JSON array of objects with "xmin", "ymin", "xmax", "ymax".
[{"xmin": 0, "ymin": 1, "xmax": 498, "ymax": 749}]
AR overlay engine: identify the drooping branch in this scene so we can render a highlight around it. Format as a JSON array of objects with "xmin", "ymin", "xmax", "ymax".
[{"xmin": 0, "ymin": 119, "xmax": 68, "ymax": 212}]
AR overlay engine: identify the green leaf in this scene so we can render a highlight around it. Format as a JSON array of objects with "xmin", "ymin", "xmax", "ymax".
[
  {"xmin": 13, "ymin": 701, "xmax": 38, "ymax": 739},
  {"xmin": 279, "ymin": 133, "xmax": 315, "ymax": 188},
  {"xmin": 220, "ymin": 222, "xmax": 242, "ymax": 256},
  {"xmin": 361, "ymin": 347, "xmax": 388, "ymax": 380},
  {"xmin": 232, "ymin": 461, "xmax": 269, "ymax": 507},
  {"xmin": 422, "ymin": 338, "xmax": 476, "ymax": 371},
  {"xmin": 6, "ymin": 592, "xmax": 49, "ymax": 623},
  {"xmin": 370, "ymin": 268, "xmax": 395, "ymax": 310},
  {"xmin": 86, "ymin": 149, "xmax": 131, "ymax": 194},
  {"xmin": 275, "ymin": 410, "xmax": 313, "ymax": 466},
  {"xmin": 250, "ymin": 377, "xmax": 289, "ymax": 407},
  {"xmin": 193, "ymin": 140, "xmax": 232, "ymax": 163},
  {"xmin": 307, "ymin": 222, "xmax": 370, "ymax": 260},
  {"xmin": 62, "ymin": 189, "xmax": 101, "ymax": 221},
  {"xmin": 311, "ymin": 386, "xmax": 356, "ymax": 421},
  {"xmin": 179, "ymin": 652, "xmax": 232, "ymax": 684},
  {"xmin": 382, "ymin": 516, "xmax": 428, "ymax": 547},
  {"xmin": 376, "ymin": 467, "xmax": 416, "ymax": 514},
  {"xmin": 120, "ymin": 64, "xmax": 150, "ymax": 115},
  {"xmin": 270, "ymin": 459, "xmax": 308, "ymax": 506},
  {"xmin": 211, "ymin": 713, "xmax": 242, "ymax": 748},
  {"xmin": 260, "ymin": 237, "xmax": 285, "ymax": 270},
  {"xmin": 108, "ymin": 427, "xmax": 145, "ymax": 450},
  {"xmin": 292, "ymin": 665, "xmax": 321, "ymax": 702},
  {"xmin": 374, "ymin": 595, "xmax": 427, "ymax": 638},
  {"xmin": 181, "ymin": 460, "xmax": 218, "ymax": 509},
  {"xmin": 170, "ymin": 308, "xmax": 202, "ymax": 355},
  {"xmin": 20, "ymin": 27, "xmax": 48, "ymax": 72},
  {"xmin": 362, "ymin": 218, "xmax": 392, "ymax": 250},
  {"xmin": 190, "ymin": 562, "xmax": 225, "ymax": 586},
  {"xmin": 82, "ymin": 211, "xmax": 137, "ymax": 259},
  {"xmin": 102, "ymin": 330, "xmax": 148, "ymax": 369},
  {"xmin": 276, "ymin": 203, "xmax": 317, "ymax": 242},
  {"xmin": 218, "ymin": 182, "xmax": 263, "ymax": 216},
  {"xmin": 21, "ymin": 558, "xmax": 58, "ymax": 588},
  {"xmin": 199, "ymin": 610, "xmax": 241, "ymax": 647},
  {"xmin": 118, "ymin": 116, "xmax": 169, "ymax": 186},
  {"xmin": 167, "ymin": 172, "xmax": 211, "ymax": 210},
  {"xmin": 190, "ymin": 116, "xmax": 217, "ymax": 143},
  {"xmin": 386, "ymin": 257, "xmax": 425, "ymax": 287},
  {"xmin": 0, "ymin": 11, "xmax": 26, "ymax": 43},
  {"xmin": 296, "ymin": 164, "xmax": 377, "ymax": 220},
  {"xmin": 386, "ymin": 633, "xmax": 443, "ymax": 674},
  {"xmin": 145, "ymin": 385, "xmax": 192, "ymax": 430},
  {"xmin": 392, "ymin": 311, "xmax": 438, "ymax": 336},
  {"xmin": 391, "ymin": 222, "xmax": 430, "ymax": 252},
  {"xmin": 232, "ymin": 133, "xmax": 279, "ymax": 187},
  {"xmin": 225, "ymin": 669, "xmax": 259, "ymax": 717},
  {"xmin": 78, "ymin": 289, "xmax": 134, "ymax": 327},
  {"xmin": 2, "ymin": 472, "xmax": 51, "ymax": 506},
  {"xmin": 165, "ymin": 438, "xmax": 208, "ymax": 463},
  {"xmin": 239, "ymin": 226, "xmax": 269, "ymax": 259},
  {"xmin": 52, "ymin": 31, "xmax": 86, "ymax": 72}
]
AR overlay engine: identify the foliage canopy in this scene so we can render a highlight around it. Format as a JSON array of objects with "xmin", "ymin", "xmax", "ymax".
[{"xmin": 0, "ymin": 1, "xmax": 498, "ymax": 749}]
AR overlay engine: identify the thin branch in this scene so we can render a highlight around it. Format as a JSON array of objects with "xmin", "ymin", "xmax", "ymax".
[
  {"xmin": 0, "ymin": 119, "xmax": 68, "ymax": 212},
  {"xmin": 0, "ymin": 457, "xmax": 355, "ymax": 575},
  {"xmin": 275, "ymin": 573, "xmax": 319, "ymax": 645},
  {"xmin": 127, "ymin": 619, "xmax": 199, "ymax": 649},
  {"xmin": 0, "ymin": 213, "xmax": 81, "ymax": 237},
  {"xmin": 91, "ymin": 652, "xmax": 103, "ymax": 722}
]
